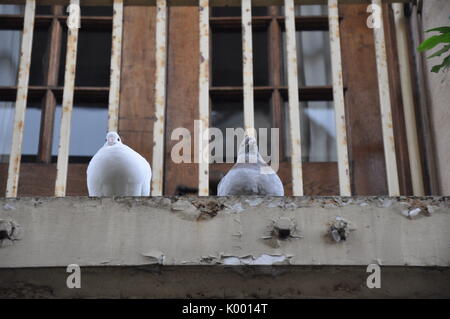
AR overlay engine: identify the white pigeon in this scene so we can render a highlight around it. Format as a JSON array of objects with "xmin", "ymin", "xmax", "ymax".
[
  {"xmin": 87, "ymin": 132, "xmax": 152, "ymax": 196},
  {"xmin": 217, "ymin": 136, "xmax": 284, "ymax": 196}
]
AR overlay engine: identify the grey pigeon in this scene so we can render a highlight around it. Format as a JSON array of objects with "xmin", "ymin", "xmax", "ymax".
[
  {"xmin": 217, "ymin": 136, "xmax": 284, "ymax": 196},
  {"xmin": 87, "ymin": 132, "xmax": 152, "ymax": 196}
]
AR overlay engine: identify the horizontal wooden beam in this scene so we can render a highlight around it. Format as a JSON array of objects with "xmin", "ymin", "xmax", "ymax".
[
  {"xmin": 0, "ymin": 15, "xmax": 328, "ymax": 32},
  {"xmin": 0, "ymin": 15, "xmax": 329, "ymax": 32},
  {"xmin": 0, "ymin": 14, "xmax": 112, "ymax": 30},
  {"xmin": 0, "ymin": 161, "xmax": 338, "ymax": 196},
  {"xmin": 210, "ymin": 86, "xmax": 334, "ymax": 101},
  {"xmin": 0, "ymin": 0, "xmax": 413, "ymax": 6},
  {"xmin": 0, "ymin": 163, "xmax": 88, "ymax": 196},
  {"xmin": 1, "ymin": 86, "xmax": 332, "ymax": 102},
  {"xmin": 0, "ymin": 86, "xmax": 109, "ymax": 102},
  {"xmin": 211, "ymin": 162, "xmax": 338, "ymax": 195},
  {"xmin": 210, "ymin": 16, "xmax": 329, "ymax": 31}
]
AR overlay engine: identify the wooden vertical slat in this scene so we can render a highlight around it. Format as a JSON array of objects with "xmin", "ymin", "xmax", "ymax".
[
  {"xmin": 108, "ymin": 0, "xmax": 124, "ymax": 132},
  {"xmin": 372, "ymin": 0, "xmax": 400, "ymax": 196},
  {"xmin": 118, "ymin": 6, "xmax": 156, "ymax": 163},
  {"xmin": 241, "ymin": 0, "xmax": 255, "ymax": 134},
  {"xmin": 5, "ymin": 0, "xmax": 36, "ymax": 198},
  {"xmin": 268, "ymin": 6, "xmax": 285, "ymax": 163},
  {"xmin": 38, "ymin": 5, "xmax": 63, "ymax": 164},
  {"xmin": 54, "ymin": 0, "xmax": 79, "ymax": 197},
  {"xmin": 198, "ymin": 0, "xmax": 209, "ymax": 196},
  {"xmin": 409, "ymin": 4, "xmax": 439, "ymax": 195},
  {"xmin": 284, "ymin": 0, "xmax": 303, "ymax": 196},
  {"xmin": 340, "ymin": 4, "xmax": 386, "ymax": 195},
  {"xmin": 151, "ymin": 0, "xmax": 167, "ymax": 196},
  {"xmin": 382, "ymin": 4, "xmax": 412, "ymax": 195},
  {"xmin": 328, "ymin": 0, "xmax": 351, "ymax": 196},
  {"xmin": 392, "ymin": 3, "xmax": 424, "ymax": 196},
  {"xmin": 164, "ymin": 7, "xmax": 199, "ymax": 196}
]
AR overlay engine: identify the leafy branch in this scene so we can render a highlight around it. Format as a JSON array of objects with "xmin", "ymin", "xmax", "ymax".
[{"xmin": 417, "ymin": 20, "xmax": 450, "ymax": 73}]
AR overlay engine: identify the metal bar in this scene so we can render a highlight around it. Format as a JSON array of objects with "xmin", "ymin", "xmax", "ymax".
[
  {"xmin": 328, "ymin": 0, "xmax": 351, "ymax": 196},
  {"xmin": 54, "ymin": 0, "xmax": 80, "ymax": 197},
  {"xmin": 198, "ymin": 0, "xmax": 210, "ymax": 196},
  {"xmin": 241, "ymin": 0, "xmax": 255, "ymax": 135},
  {"xmin": 151, "ymin": 0, "xmax": 167, "ymax": 196},
  {"xmin": 392, "ymin": 3, "xmax": 424, "ymax": 196},
  {"xmin": 372, "ymin": 0, "xmax": 400, "ymax": 196},
  {"xmin": 108, "ymin": 0, "xmax": 124, "ymax": 132},
  {"xmin": 5, "ymin": 0, "xmax": 35, "ymax": 198},
  {"xmin": 284, "ymin": 0, "xmax": 303, "ymax": 196}
]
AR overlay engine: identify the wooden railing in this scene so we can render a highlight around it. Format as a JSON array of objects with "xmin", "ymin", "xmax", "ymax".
[{"xmin": 1, "ymin": 0, "xmax": 422, "ymax": 197}]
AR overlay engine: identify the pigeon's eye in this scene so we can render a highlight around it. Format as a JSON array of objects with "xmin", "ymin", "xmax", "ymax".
[{"xmin": 117, "ymin": 138, "xmax": 120, "ymax": 142}]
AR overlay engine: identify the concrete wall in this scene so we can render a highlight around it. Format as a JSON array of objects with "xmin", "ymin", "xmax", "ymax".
[
  {"xmin": 422, "ymin": 0, "xmax": 450, "ymax": 195},
  {"xmin": 0, "ymin": 196, "xmax": 449, "ymax": 298}
]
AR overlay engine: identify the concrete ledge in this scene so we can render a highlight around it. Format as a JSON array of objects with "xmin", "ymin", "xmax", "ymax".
[{"xmin": 1, "ymin": 196, "xmax": 449, "ymax": 268}]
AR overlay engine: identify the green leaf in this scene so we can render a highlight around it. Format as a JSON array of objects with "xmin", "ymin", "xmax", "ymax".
[
  {"xmin": 418, "ymin": 33, "xmax": 450, "ymax": 52},
  {"xmin": 431, "ymin": 54, "xmax": 450, "ymax": 73},
  {"xmin": 431, "ymin": 65, "xmax": 442, "ymax": 73},
  {"xmin": 426, "ymin": 26, "xmax": 450, "ymax": 34},
  {"xmin": 428, "ymin": 44, "xmax": 450, "ymax": 58}
]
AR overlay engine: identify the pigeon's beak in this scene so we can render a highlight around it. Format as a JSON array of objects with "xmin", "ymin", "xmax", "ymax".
[{"xmin": 107, "ymin": 137, "xmax": 116, "ymax": 145}]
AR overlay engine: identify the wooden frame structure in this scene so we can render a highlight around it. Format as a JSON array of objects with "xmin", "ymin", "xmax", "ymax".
[{"xmin": 0, "ymin": 0, "xmax": 427, "ymax": 197}]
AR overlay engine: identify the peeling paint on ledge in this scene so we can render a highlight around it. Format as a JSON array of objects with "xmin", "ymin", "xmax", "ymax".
[
  {"xmin": 221, "ymin": 254, "xmax": 292, "ymax": 266},
  {"xmin": 0, "ymin": 196, "xmax": 449, "ymax": 268}
]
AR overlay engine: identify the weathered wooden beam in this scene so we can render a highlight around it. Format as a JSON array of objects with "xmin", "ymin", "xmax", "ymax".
[
  {"xmin": 392, "ymin": 3, "xmax": 424, "ymax": 196},
  {"xmin": 118, "ymin": 5, "xmax": 156, "ymax": 168},
  {"xmin": 268, "ymin": 6, "xmax": 285, "ymax": 160},
  {"xmin": 163, "ymin": 6, "xmax": 200, "ymax": 196},
  {"xmin": 107, "ymin": 0, "xmax": 124, "ymax": 132},
  {"xmin": 372, "ymin": 0, "xmax": 400, "ymax": 196},
  {"xmin": 409, "ymin": 4, "xmax": 439, "ymax": 195},
  {"xmin": 208, "ymin": 86, "xmax": 334, "ymax": 100},
  {"xmin": 0, "ymin": 15, "xmax": 112, "ymax": 30},
  {"xmin": 284, "ymin": 0, "xmax": 303, "ymax": 196},
  {"xmin": 241, "ymin": 0, "xmax": 254, "ymax": 134},
  {"xmin": 328, "ymin": 0, "xmax": 351, "ymax": 196},
  {"xmin": 38, "ymin": 5, "xmax": 63, "ymax": 164},
  {"xmin": 198, "ymin": 0, "xmax": 210, "ymax": 196},
  {"xmin": 0, "ymin": 0, "xmax": 414, "ymax": 6},
  {"xmin": 151, "ymin": 0, "xmax": 168, "ymax": 196},
  {"xmin": 209, "ymin": 16, "xmax": 330, "ymax": 31},
  {"xmin": 5, "ymin": 0, "xmax": 35, "ymax": 198},
  {"xmin": 54, "ymin": 0, "xmax": 80, "ymax": 197}
]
